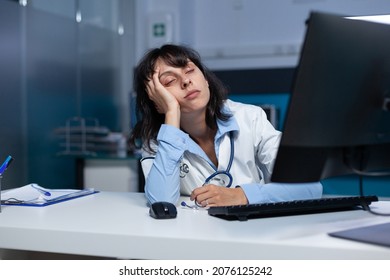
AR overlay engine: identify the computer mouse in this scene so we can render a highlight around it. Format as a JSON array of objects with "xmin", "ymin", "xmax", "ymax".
[{"xmin": 149, "ymin": 201, "xmax": 177, "ymax": 219}]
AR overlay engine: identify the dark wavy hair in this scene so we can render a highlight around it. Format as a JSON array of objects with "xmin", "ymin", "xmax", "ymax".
[{"xmin": 128, "ymin": 44, "xmax": 231, "ymax": 153}]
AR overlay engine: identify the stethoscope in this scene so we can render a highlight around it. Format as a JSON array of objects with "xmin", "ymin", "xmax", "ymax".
[
  {"xmin": 182, "ymin": 131, "xmax": 234, "ymax": 209},
  {"xmin": 203, "ymin": 131, "xmax": 234, "ymax": 188}
]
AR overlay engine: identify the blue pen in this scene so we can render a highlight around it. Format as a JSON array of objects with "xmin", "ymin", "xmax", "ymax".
[
  {"xmin": 31, "ymin": 184, "xmax": 51, "ymax": 196},
  {"xmin": 0, "ymin": 155, "xmax": 13, "ymax": 176}
]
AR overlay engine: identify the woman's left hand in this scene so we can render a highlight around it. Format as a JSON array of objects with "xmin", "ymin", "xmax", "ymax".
[{"xmin": 190, "ymin": 185, "xmax": 248, "ymax": 207}]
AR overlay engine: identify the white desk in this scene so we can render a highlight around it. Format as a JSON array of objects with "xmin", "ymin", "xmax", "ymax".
[{"xmin": 0, "ymin": 192, "xmax": 390, "ymax": 259}]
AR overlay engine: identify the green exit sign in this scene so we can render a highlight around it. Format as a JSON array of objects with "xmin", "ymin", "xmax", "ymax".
[{"xmin": 153, "ymin": 23, "xmax": 166, "ymax": 37}]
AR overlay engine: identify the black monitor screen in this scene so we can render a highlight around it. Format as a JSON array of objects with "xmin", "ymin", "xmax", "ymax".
[{"xmin": 271, "ymin": 12, "xmax": 390, "ymax": 183}]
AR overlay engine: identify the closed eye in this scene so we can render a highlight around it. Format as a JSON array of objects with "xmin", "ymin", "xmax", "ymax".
[
  {"xmin": 185, "ymin": 68, "xmax": 194, "ymax": 74},
  {"xmin": 159, "ymin": 73, "xmax": 177, "ymax": 86},
  {"xmin": 163, "ymin": 78, "xmax": 176, "ymax": 86}
]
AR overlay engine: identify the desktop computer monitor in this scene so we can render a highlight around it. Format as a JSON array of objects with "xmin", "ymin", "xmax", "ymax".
[{"xmin": 271, "ymin": 11, "xmax": 390, "ymax": 183}]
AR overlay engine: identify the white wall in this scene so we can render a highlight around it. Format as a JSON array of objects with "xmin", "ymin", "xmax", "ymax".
[{"xmin": 135, "ymin": 0, "xmax": 390, "ymax": 70}]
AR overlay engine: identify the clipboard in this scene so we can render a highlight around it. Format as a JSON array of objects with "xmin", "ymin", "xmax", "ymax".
[{"xmin": 0, "ymin": 183, "xmax": 98, "ymax": 207}]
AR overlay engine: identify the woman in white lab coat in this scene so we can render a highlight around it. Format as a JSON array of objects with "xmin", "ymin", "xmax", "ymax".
[{"xmin": 129, "ymin": 44, "xmax": 322, "ymax": 207}]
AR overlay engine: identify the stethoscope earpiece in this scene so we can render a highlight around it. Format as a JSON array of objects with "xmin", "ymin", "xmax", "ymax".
[{"xmin": 181, "ymin": 201, "xmax": 198, "ymax": 209}]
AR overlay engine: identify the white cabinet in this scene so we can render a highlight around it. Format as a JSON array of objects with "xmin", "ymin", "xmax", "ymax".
[{"xmin": 83, "ymin": 158, "xmax": 140, "ymax": 192}]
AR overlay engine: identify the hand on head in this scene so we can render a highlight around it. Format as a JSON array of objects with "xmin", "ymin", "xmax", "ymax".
[
  {"xmin": 146, "ymin": 67, "xmax": 179, "ymax": 114},
  {"xmin": 146, "ymin": 66, "xmax": 181, "ymax": 127}
]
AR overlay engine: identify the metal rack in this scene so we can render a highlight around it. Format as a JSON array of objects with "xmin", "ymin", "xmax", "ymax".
[{"xmin": 54, "ymin": 117, "xmax": 112, "ymax": 156}]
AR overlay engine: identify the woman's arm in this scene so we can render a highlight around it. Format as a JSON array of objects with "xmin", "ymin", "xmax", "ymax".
[
  {"xmin": 240, "ymin": 182, "xmax": 323, "ymax": 204},
  {"xmin": 141, "ymin": 125, "xmax": 190, "ymax": 205},
  {"xmin": 141, "ymin": 65, "xmax": 185, "ymax": 205}
]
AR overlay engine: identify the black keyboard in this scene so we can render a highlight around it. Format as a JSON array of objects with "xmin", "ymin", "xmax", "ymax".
[{"xmin": 208, "ymin": 195, "xmax": 378, "ymax": 221}]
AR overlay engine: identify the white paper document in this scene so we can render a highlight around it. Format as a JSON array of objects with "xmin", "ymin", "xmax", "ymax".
[{"xmin": 1, "ymin": 183, "xmax": 97, "ymax": 206}]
